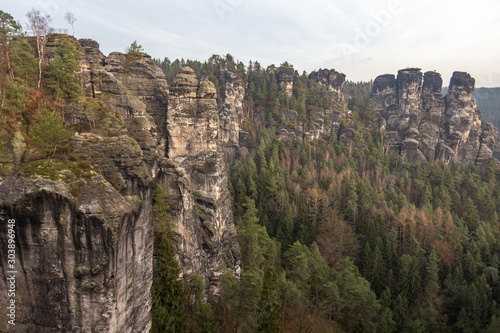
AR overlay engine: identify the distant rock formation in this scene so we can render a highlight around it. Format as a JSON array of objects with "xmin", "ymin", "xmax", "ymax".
[
  {"xmin": 309, "ymin": 68, "xmax": 346, "ymax": 93},
  {"xmin": 276, "ymin": 67, "xmax": 296, "ymax": 97},
  {"xmin": 372, "ymin": 69, "xmax": 496, "ymax": 166}
]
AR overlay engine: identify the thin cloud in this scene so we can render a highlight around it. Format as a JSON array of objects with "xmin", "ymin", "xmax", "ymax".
[{"xmin": 2, "ymin": 0, "xmax": 500, "ymax": 86}]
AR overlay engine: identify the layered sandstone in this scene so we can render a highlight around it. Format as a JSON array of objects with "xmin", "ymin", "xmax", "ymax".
[{"xmin": 372, "ymin": 69, "xmax": 496, "ymax": 165}]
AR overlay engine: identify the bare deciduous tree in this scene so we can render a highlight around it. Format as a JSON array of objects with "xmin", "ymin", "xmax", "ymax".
[
  {"xmin": 316, "ymin": 208, "xmax": 360, "ymax": 267},
  {"xmin": 64, "ymin": 12, "xmax": 76, "ymax": 36},
  {"xmin": 26, "ymin": 8, "xmax": 52, "ymax": 89}
]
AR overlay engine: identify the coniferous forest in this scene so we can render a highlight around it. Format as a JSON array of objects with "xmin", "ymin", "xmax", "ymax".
[
  {"xmin": 1, "ymin": 8, "xmax": 500, "ymax": 333},
  {"xmin": 151, "ymin": 56, "xmax": 500, "ymax": 332}
]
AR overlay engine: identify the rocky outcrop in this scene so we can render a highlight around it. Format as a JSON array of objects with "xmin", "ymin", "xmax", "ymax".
[
  {"xmin": 372, "ymin": 69, "xmax": 497, "ymax": 166},
  {"xmin": 77, "ymin": 40, "xmax": 168, "ymax": 173},
  {"xmin": 276, "ymin": 67, "xmax": 296, "ymax": 97},
  {"xmin": 216, "ymin": 70, "xmax": 246, "ymax": 161},
  {"xmin": 442, "ymin": 72, "xmax": 483, "ymax": 164},
  {"xmin": 0, "ymin": 39, "xmax": 241, "ymax": 332},
  {"xmin": 272, "ymin": 68, "xmax": 349, "ymax": 142},
  {"xmin": 0, "ymin": 130, "xmax": 26, "ymax": 177},
  {"xmin": 305, "ymin": 69, "xmax": 348, "ymax": 140},
  {"xmin": 165, "ymin": 68, "xmax": 241, "ymax": 295},
  {"xmin": 0, "ymin": 140, "xmax": 153, "ymax": 332},
  {"xmin": 309, "ymin": 69, "xmax": 346, "ymax": 93},
  {"xmin": 419, "ymin": 71, "xmax": 445, "ymax": 162}
]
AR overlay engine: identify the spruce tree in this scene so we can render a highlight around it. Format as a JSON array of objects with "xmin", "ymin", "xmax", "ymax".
[
  {"xmin": 258, "ymin": 265, "xmax": 282, "ymax": 332},
  {"xmin": 151, "ymin": 184, "xmax": 187, "ymax": 333},
  {"xmin": 45, "ymin": 39, "xmax": 82, "ymax": 99}
]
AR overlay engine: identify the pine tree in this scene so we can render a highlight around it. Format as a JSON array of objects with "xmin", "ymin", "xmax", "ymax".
[
  {"xmin": 258, "ymin": 265, "xmax": 282, "ymax": 332},
  {"xmin": 151, "ymin": 184, "xmax": 187, "ymax": 333},
  {"xmin": 0, "ymin": 10, "xmax": 22, "ymax": 84},
  {"xmin": 187, "ymin": 275, "xmax": 219, "ymax": 333},
  {"xmin": 424, "ymin": 248, "xmax": 442, "ymax": 309},
  {"xmin": 234, "ymin": 271, "xmax": 263, "ymax": 333},
  {"xmin": 399, "ymin": 254, "xmax": 422, "ymax": 310},
  {"xmin": 236, "ymin": 196, "xmax": 279, "ymax": 272},
  {"xmin": 45, "ymin": 39, "xmax": 82, "ymax": 99},
  {"xmin": 29, "ymin": 109, "xmax": 72, "ymax": 156}
]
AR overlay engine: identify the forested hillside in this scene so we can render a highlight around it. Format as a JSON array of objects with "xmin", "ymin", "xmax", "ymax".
[
  {"xmin": 1, "ymin": 7, "xmax": 500, "ymax": 331},
  {"xmin": 152, "ymin": 56, "xmax": 500, "ymax": 332}
]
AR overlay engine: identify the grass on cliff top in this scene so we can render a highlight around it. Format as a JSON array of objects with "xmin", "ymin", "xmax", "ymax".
[{"xmin": 19, "ymin": 159, "xmax": 93, "ymax": 181}]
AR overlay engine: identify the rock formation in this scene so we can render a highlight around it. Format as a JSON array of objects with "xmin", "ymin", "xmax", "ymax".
[
  {"xmin": 276, "ymin": 67, "xmax": 296, "ymax": 97},
  {"xmin": 372, "ymin": 69, "xmax": 497, "ymax": 165},
  {"xmin": 274, "ymin": 68, "xmax": 348, "ymax": 142},
  {"xmin": 164, "ymin": 67, "xmax": 241, "ymax": 294},
  {"xmin": 306, "ymin": 69, "xmax": 348, "ymax": 140},
  {"xmin": 0, "ymin": 136, "xmax": 153, "ymax": 332},
  {"xmin": 78, "ymin": 45, "xmax": 241, "ymax": 294},
  {"xmin": 0, "ymin": 37, "xmax": 240, "ymax": 332},
  {"xmin": 78, "ymin": 41, "xmax": 168, "ymax": 172},
  {"xmin": 1, "ymin": 33, "xmax": 499, "ymax": 333},
  {"xmin": 216, "ymin": 70, "xmax": 246, "ymax": 160},
  {"xmin": 309, "ymin": 68, "xmax": 346, "ymax": 93}
]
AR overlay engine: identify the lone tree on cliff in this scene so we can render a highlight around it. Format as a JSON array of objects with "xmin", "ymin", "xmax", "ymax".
[
  {"xmin": 26, "ymin": 8, "xmax": 52, "ymax": 89},
  {"xmin": 0, "ymin": 10, "xmax": 22, "ymax": 84},
  {"xmin": 64, "ymin": 12, "xmax": 76, "ymax": 36},
  {"xmin": 126, "ymin": 40, "xmax": 145, "ymax": 60}
]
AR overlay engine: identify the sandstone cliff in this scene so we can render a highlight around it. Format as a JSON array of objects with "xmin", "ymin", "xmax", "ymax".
[
  {"xmin": 2, "ymin": 33, "xmax": 499, "ymax": 332},
  {"xmin": 275, "ymin": 68, "xmax": 348, "ymax": 141},
  {"xmin": 164, "ymin": 67, "xmax": 241, "ymax": 294},
  {"xmin": 372, "ymin": 69, "xmax": 497, "ymax": 166},
  {"xmin": 0, "ymin": 139, "xmax": 153, "ymax": 332},
  {"xmin": 276, "ymin": 67, "xmax": 296, "ymax": 97},
  {"xmin": 0, "ymin": 37, "xmax": 240, "ymax": 332},
  {"xmin": 216, "ymin": 70, "xmax": 247, "ymax": 160}
]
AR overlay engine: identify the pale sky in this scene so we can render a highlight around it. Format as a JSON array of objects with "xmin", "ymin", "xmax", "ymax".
[{"xmin": 3, "ymin": 0, "xmax": 500, "ymax": 86}]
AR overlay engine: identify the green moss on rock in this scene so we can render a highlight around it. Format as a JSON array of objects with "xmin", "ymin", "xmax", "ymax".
[{"xmin": 19, "ymin": 159, "xmax": 92, "ymax": 181}]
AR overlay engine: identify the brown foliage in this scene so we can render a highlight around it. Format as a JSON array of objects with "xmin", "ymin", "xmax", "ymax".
[{"xmin": 317, "ymin": 208, "xmax": 360, "ymax": 267}]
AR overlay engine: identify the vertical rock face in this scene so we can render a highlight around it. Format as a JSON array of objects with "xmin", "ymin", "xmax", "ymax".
[
  {"xmin": 216, "ymin": 70, "xmax": 246, "ymax": 161},
  {"xmin": 444, "ymin": 71, "xmax": 483, "ymax": 164},
  {"xmin": 0, "ymin": 40, "xmax": 240, "ymax": 332},
  {"xmin": 0, "ymin": 137, "xmax": 153, "ymax": 332},
  {"xmin": 395, "ymin": 68, "xmax": 423, "ymax": 160},
  {"xmin": 273, "ymin": 69, "xmax": 348, "ymax": 142},
  {"xmin": 372, "ymin": 74, "xmax": 398, "ymax": 131},
  {"xmin": 304, "ymin": 69, "xmax": 348, "ymax": 140},
  {"xmin": 78, "ymin": 40, "xmax": 168, "ymax": 173},
  {"xmin": 396, "ymin": 68, "xmax": 423, "ymax": 129},
  {"xmin": 373, "ymin": 69, "xmax": 424, "ymax": 158},
  {"xmin": 420, "ymin": 71, "xmax": 445, "ymax": 162},
  {"xmin": 167, "ymin": 67, "xmax": 218, "ymax": 158},
  {"xmin": 372, "ymin": 69, "xmax": 497, "ymax": 165},
  {"xmin": 164, "ymin": 67, "xmax": 241, "ymax": 294},
  {"xmin": 276, "ymin": 68, "xmax": 296, "ymax": 97}
]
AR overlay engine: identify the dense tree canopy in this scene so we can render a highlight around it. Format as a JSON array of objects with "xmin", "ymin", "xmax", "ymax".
[{"xmin": 1, "ymin": 9, "xmax": 500, "ymax": 332}]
